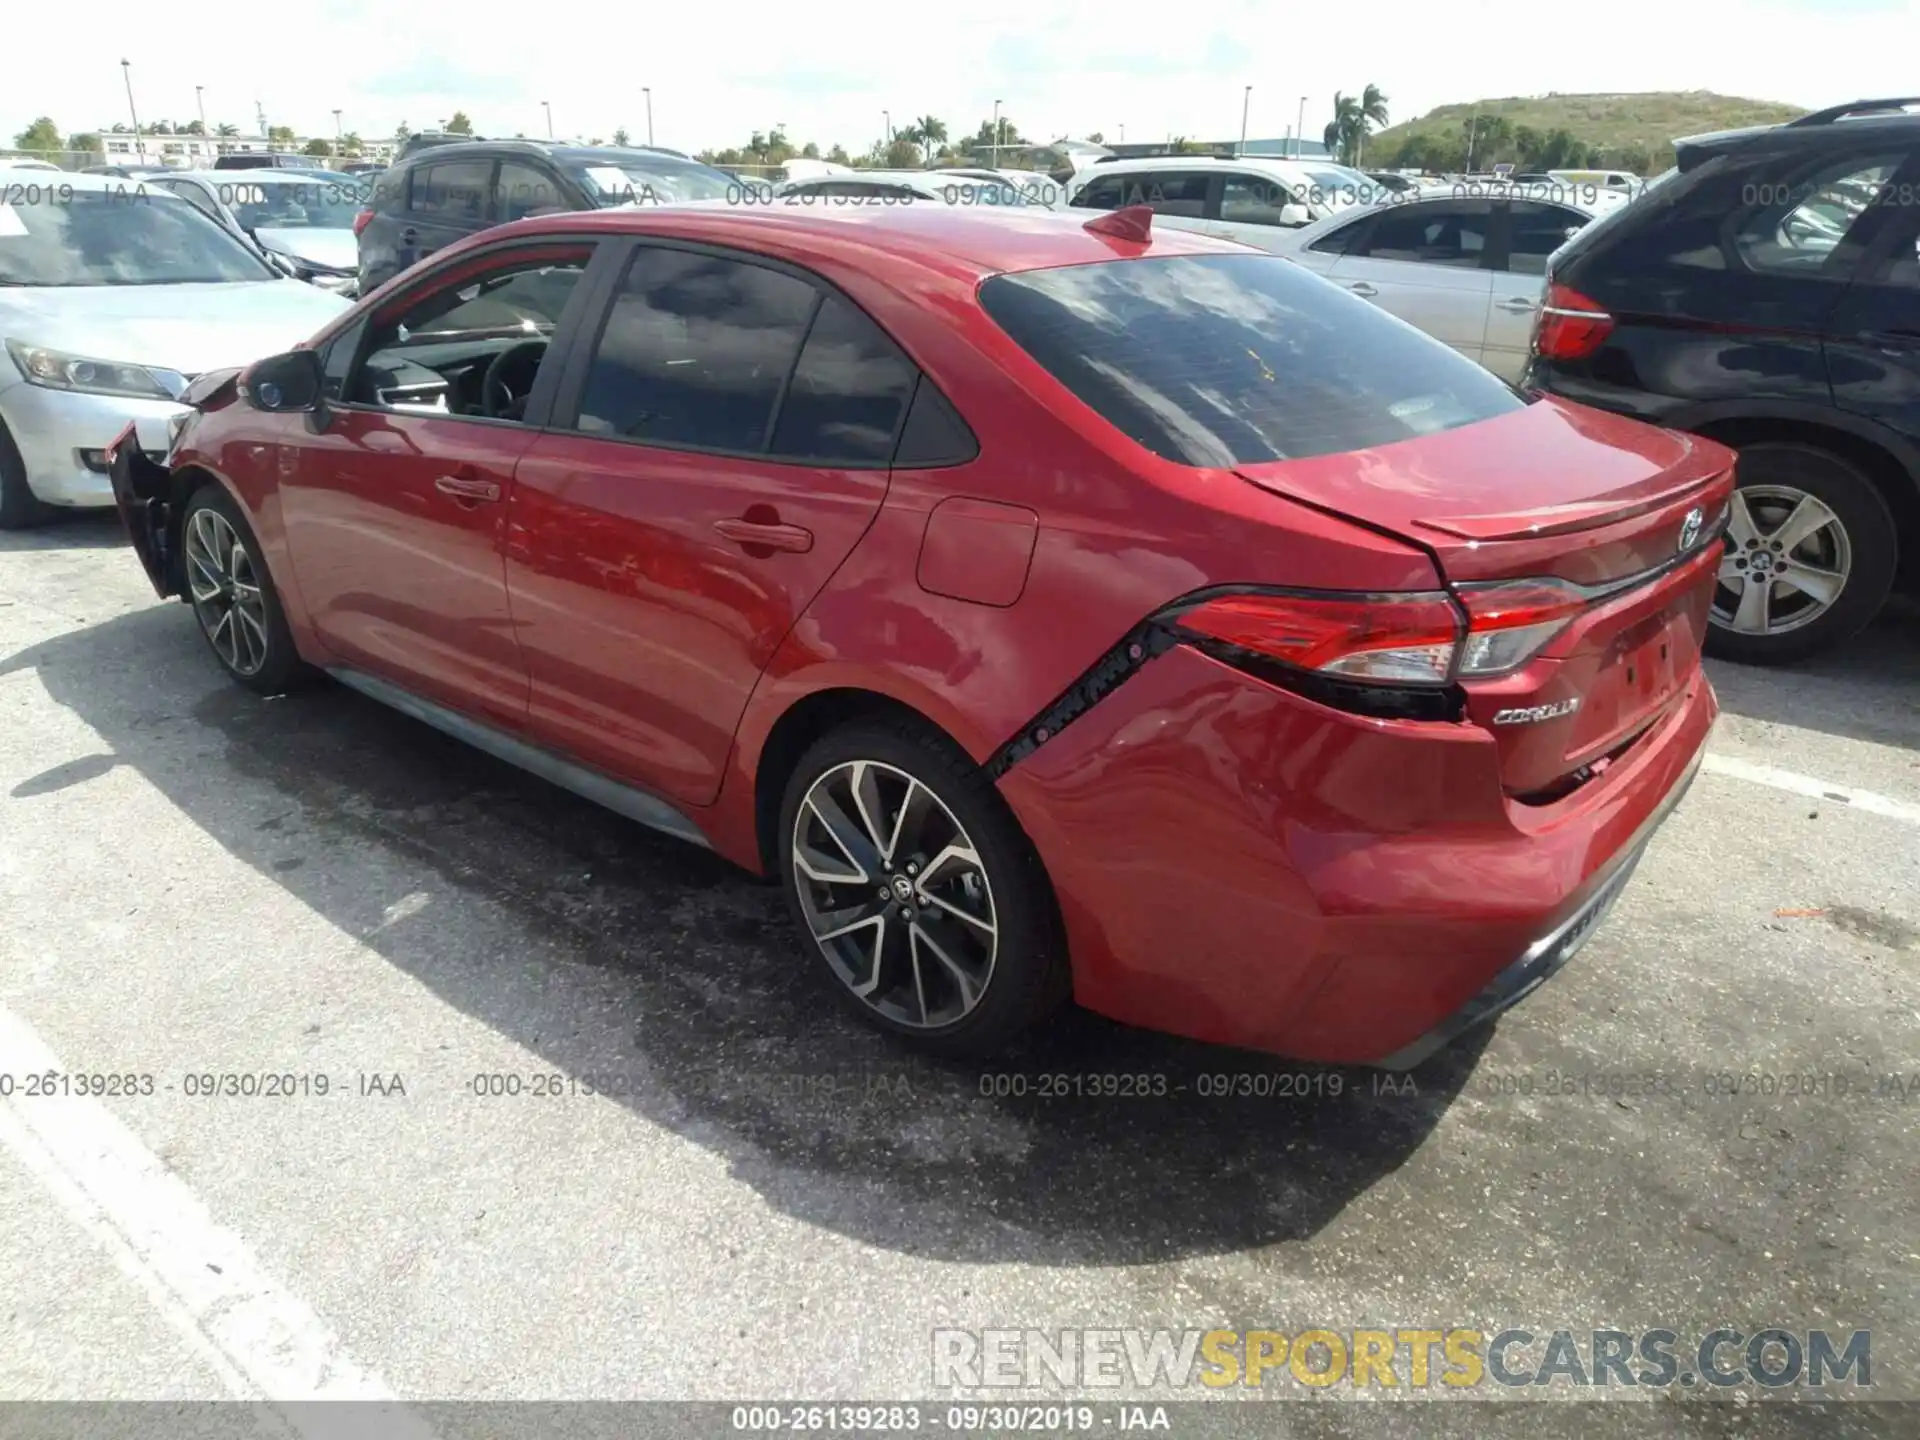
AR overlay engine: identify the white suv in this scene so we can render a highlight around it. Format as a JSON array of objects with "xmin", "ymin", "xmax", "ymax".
[{"xmin": 1065, "ymin": 155, "xmax": 1392, "ymax": 240}]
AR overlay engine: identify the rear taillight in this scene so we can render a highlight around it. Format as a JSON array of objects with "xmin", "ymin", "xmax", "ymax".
[
  {"xmin": 1533, "ymin": 282, "xmax": 1614, "ymax": 361},
  {"xmin": 1450, "ymin": 578, "xmax": 1588, "ymax": 676},
  {"xmin": 1169, "ymin": 581, "xmax": 1588, "ymax": 696},
  {"xmin": 351, "ymin": 208, "xmax": 374, "ymax": 237},
  {"xmin": 1174, "ymin": 590, "xmax": 1461, "ymax": 685}
]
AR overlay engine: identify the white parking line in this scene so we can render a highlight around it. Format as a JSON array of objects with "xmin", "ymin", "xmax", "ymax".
[
  {"xmin": 1703, "ymin": 753, "xmax": 1920, "ymax": 826},
  {"xmin": 0, "ymin": 1004, "xmax": 434, "ymax": 1437}
]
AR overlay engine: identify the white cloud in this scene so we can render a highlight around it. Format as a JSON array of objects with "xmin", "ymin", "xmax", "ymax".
[{"xmin": 7, "ymin": 0, "xmax": 1916, "ymax": 154}]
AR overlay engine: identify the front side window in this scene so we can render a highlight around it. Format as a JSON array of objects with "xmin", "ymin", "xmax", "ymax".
[
  {"xmin": 1090, "ymin": 171, "xmax": 1212, "ymax": 218},
  {"xmin": 980, "ymin": 253, "xmax": 1523, "ymax": 467},
  {"xmin": 350, "ymin": 251, "xmax": 589, "ymax": 418},
  {"xmin": 575, "ymin": 247, "xmax": 818, "ymax": 451},
  {"xmin": 1347, "ymin": 200, "xmax": 1493, "ymax": 268},
  {"xmin": 1219, "ymin": 174, "xmax": 1301, "ymax": 227},
  {"xmin": 0, "ymin": 188, "xmax": 277, "ymax": 286},
  {"xmin": 498, "ymin": 162, "xmax": 565, "ymax": 223},
  {"xmin": 1070, "ymin": 174, "xmax": 1128, "ymax": 210},
  {"xmin": 568, "ymin": 156, "xmax": 737, "ymax": 207}
]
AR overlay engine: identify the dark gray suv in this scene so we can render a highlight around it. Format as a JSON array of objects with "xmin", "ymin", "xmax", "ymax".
[{"xmin": 354, "ymin": 141, "xmax": 738, "ymax": 292}]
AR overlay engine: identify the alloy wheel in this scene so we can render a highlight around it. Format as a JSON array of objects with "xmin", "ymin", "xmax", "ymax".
[
  {"xmin": 1713, "ymin": 484, "xmax": 1853, "ymax": 638},
  {"xmin": 790, "ymin": 759, "xmax": 998, "ymax": 1029},
  {"xmin": 184, "ymin": 507, "xmax": 271, "ymax": 677}
]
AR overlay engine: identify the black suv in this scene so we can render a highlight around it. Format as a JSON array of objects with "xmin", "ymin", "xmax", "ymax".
[
  {"xmin": 355, "ymin": 140, "xmax": 737, "ymax": 292},
  {"xmin": 1526, "ymin": 97, "xmax": 1920, "ymax": 664}
]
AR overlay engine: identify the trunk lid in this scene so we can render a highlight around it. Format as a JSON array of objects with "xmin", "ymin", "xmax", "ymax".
[{"xmin": 1235, "ymin": 396, "xmax": 1735, "ymax": 796}]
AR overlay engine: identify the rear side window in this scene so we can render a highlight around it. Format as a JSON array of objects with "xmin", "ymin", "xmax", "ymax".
[
  {"xmin": 576, "ymin": 246, "xmax": 818, "ymax": 451},
  {"xmin": 1734, "ymin": 154, "xmax": 1905, "ymax": 274},
  {"xmin": 412, "ymin": 159, "xmax": 493, "ymax": 220},
  {"xmin": 1071, "ymin": 174, "xmax": 1128, "ymax": 210},
  {"xmin": 1507, "ymin": 201, "xmax": 1590, "ymax": 276},
  {"xmin": 1347, "ymin": 200, "xmax": 1492, "ymax": 267},
  {"xmin": 769, "ymin": 295, "xmax": 918, "ymax": 463},
  {"xmin": 979, "ymin": 254, "xmax": 1524, "ymax": 467}
]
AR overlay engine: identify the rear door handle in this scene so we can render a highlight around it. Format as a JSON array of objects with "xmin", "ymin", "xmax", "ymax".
[
  {"xmin": 1495, "ymin": 296, "xmax": 1538, "ymax": 313},
  {"xmin": 714, "ymin": 517, "xmax": 814, "ymax": 553},
  {"xmin": 1346, "ymin": 281, "xmax": 1378, "ymax": 297},
  {"xmin": 435, "ymin": 473, "xmax": 502, "ymax": 504}
]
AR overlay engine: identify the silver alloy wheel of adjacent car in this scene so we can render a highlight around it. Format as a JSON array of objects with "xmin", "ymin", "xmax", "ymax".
[
  {"xmin": 184, "ymin": 507, "xmax": 271, "ymax": 677},
  {"xmin": 1713, "ymin": 483, "xmax": 1854, "ymax": 638},
  {"xmin": 790, "ymin": 759, "xmax": 998, "ymax": 1029}
]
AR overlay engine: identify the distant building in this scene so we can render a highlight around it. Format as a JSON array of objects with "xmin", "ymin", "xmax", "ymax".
[{"xmin": 95, "ymin": 131, "xmax": 396, "ymax": 167}]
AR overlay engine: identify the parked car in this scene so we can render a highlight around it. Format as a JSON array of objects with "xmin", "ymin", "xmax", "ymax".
[
  {"xmin": 4, "ymin": 158, "xmax": 62, "ymax": 172},
  {"xmin": 0, "ymin": 170, "xmax": 349, "ymax": 528},
  {"xmin": 774, "ymin": 171, "xmax": 1041, "ymax": 208},
  {"xmin": 143, "ymin": 170, "xmax": 364, "ymax": 291},
  {"xmin": 355, "ymin": 140, "xmax": 738, "ymax": 291},
  {"xmin": 1364, "ymin": 170, "xmax": 1420, "ymax": 193},
  {"xmin": 213, "ymin": 153, "xmax": 319, "ymax": 171},
  {"xmin": 1271, "ymin": 183, "xmax": 1619, "ymax": 381},
  {"xmin": 110, "ymin": 202, "xmax": 1727, "ymax": 1065},
  {"xmin": 1526, "ymin": 96, "xmax": 1920, "ymax": 664},
  {"xmin": 1066, "ymin": 156, "xmax": 1400, "ymax": 240}
]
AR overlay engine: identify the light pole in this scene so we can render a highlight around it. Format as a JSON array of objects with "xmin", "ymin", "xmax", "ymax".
[
  {"xmin": 1296, "ymin": 95, "xmax": 1307, "ymax": 157},
  {"xmin": 542, "ymin": 100, "xmax": 553, "ymax": 139},
  {"xmin": 643, "ymin": 88, "xmax": 653, "ymax": 146},
  {"xmin": 195, "ymin": 84, "xmax": 206, "ymax": 134},
  {"xmin": 120, "ymin": 60, "xmax": 143, "ymax": 162},
  {"xmin": 1238, "ymin": 86, "xmax": 1251, "ymax": 158},
  {"xmin": 332, "ymin": 108, "xmax": 343, "ymax": 156},
  {"xmin": 1118, "ymin": 123, "xmax": 1124, "ymax": 144},
  {"xmin": 991, "ymin": 98, "xmax": 1001, "ymax": 168}
]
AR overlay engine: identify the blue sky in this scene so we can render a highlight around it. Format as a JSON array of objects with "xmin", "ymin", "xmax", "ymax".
[{"xmin": 7, "ymin": 0, "xmax": 1917, "ymax": 154}]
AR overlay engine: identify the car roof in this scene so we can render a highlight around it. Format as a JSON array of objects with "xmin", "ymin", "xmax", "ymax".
[
  {"xmin": 1087, "ymin": 155, "xmax": 1330, "ymax": 175},
  {"xmin": 392, "ymin": 140, "xmax": 707, "ymax": 169},
  {"xmin": 0, "ymin": 168, "xmax": 185, "ymax": 193},
  {"xmin": 454, "ymin": 202, "xmax": 1245, "ymax": 286},
  {"xmin": 1679, "ymin": 100, "xmax": 1920, "ymax": 157}
]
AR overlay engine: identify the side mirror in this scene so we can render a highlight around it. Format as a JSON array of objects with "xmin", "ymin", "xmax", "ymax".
[
  {"xmin": 239, "ymin": 349, "xmax": 322, "ymax": 413},
  {"xmin": 1279, "ymin": 203, "xmax": 1311, "ymax": 227}
]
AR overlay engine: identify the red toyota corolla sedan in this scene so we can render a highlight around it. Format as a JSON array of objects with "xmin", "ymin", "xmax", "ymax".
[{"xmin": 110, "ymin": 200, "xmax": 1731, "ymax": 1066}]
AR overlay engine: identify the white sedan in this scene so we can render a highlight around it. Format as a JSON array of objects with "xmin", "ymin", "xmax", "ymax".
[{"xmin": 1266, "ymin": 183, "xmax": 1626, "ymax": 381}]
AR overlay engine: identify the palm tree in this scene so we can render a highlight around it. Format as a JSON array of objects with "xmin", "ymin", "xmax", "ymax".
[
  {"xmin": 897, "ymin": 123, "xmax": 926, "ymax": 162},
  {"xmin": 1356, "ymin": 84, "xmax": 1389, "ymax": 165},
  {"xmin": 1323, "ymin": 93, "xmax": 1361, "ymax": 165},
  {"xmin": 215, "ymin": 122, "xmax": 239, "ymax": 137},
  {"xmin": 914, "ymin": 115, "xmax": 947, "ymax": 162}
]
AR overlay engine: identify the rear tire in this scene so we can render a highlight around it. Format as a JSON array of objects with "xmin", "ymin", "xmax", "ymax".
[
  {"xmin": 777, "ymin": 717, "xmax": 1068, "ymax": 1056},
  {"xmin": 1705, "ymin": 442, "xmax": 1897, "ymax": 666},
  {"xmin": 0, "ymin": 422, "xmax": 56, "ymax": 530},
  {"xmin": 178, "ymin": 484, "xmax": 310, "ymax": 696}
]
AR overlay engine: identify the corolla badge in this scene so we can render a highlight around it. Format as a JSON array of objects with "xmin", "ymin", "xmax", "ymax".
[
  {"xmin": 1492, "ymin": 698, "xmax": 1582, "ymax": 725},
  {"xmin": 1679, "ymin": 506, "xmax": 1704, "ymax": 552}
]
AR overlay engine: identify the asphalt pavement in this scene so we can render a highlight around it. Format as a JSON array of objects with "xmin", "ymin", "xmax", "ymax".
[{"xmin": 1, "ymin": 514, "xmax": 1916, "ymax": 1439}]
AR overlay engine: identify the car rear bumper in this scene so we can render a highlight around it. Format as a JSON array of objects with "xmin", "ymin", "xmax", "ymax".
[
  {"xmin": 996, "ymin": 643, "xmax": 1717, "ymax": 1065},
  {"xmin": 0, "ymin": 382, "xmax": 181, "ymax": 508}
]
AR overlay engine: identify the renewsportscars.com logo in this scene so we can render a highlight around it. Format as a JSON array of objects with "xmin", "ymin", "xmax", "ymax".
[{"xmin": 932, "ymin": 1327, "xmax": 1871, "ymax": 1391}]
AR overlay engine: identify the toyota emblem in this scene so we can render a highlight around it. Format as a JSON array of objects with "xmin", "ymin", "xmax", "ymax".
[{"xmin": 1678, "ymin": 506, "xmax": 1704, "ymax": 553}]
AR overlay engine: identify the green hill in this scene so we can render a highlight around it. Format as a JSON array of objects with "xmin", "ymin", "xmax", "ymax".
[{"xmin": 1366, "ymin": 91, "xmax": 1807, "ymax": 174}]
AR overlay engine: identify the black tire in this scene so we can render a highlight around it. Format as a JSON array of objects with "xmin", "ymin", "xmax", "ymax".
[
  {"xmin": 1705, "ymin": 442, "xmax": 1898, "ymax": 667},
  {"xmin": 777, "ymin": 717, "xmax": 1068, "ymax": 1056},
  {"xmin": 0, "ymin": 422, "xmax": 57, "ymax": 530},
  {"xmin": 178, "ymin": 484, "xmax": 310, "ymax": 695}
]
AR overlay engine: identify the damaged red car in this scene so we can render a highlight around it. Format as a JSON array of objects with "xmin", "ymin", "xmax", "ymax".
[{"xmin": 111, "ymin": 200, "xmax": 1730, "ymax": 1065}]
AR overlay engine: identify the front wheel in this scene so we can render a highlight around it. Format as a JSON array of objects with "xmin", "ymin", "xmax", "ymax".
[
  {"xmin": 178, "ymin": 485, "xmax": 309, "ymax": 695},
  {"xmin": 777, "ymin": 719, "xmax": 1067, "ymax": 1056},
  {"xmin": 1706, "ymin": 442, "xmax": 1897, "ymax": 666}
]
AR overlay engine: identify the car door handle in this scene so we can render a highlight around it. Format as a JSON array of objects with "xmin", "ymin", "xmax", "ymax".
[
  {"xmin": 435, "ymin": 473, "xmax": 502, "ymax": 504},
  {"xmin": 399, "ymin": 227, "xmax": 419, "ymax": 245},
  {"xmin": 1495, "ymin": 297, "xmax": 1538, "ymax": 313},
  {"xmin": 1346, "ymin": 281, "xmax": 1378, "ymax": 297},
  {"xmin": 714, "ymin": 517, "xmax": 814, "ymax": 553}
]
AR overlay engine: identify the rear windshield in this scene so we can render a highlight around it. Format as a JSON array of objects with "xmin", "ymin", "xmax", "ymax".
[{"xmin": 979, "ymin": 253, "xmax": 1524, "ymax": 466}]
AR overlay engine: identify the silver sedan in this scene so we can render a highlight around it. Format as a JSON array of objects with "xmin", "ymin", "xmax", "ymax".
[{"xmin": 0, "ymin": 170, "xmax": 350, "ymax": 526}]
